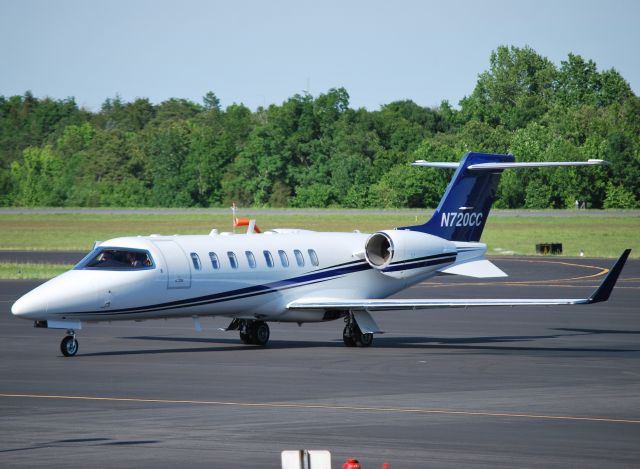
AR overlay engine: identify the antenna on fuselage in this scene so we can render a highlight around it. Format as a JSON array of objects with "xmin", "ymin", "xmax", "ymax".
[{"xmin": 231, "ymin": 202, "xmax": 237, "ymax": 233}]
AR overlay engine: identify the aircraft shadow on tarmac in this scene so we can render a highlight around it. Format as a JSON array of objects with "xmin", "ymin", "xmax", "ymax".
[
  {"xmin": 0, "ymin": 438, "xmax": 160, "ymax": 454},
  {"xmin": 76, "ymin": 330, "xmax": 640, "ymax": 357},
  {"xmin": 553, "ymin": 327, "xmax": 640, "ymax": 335}
]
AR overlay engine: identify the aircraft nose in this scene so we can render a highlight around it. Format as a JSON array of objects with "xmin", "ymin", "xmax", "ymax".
[{"xmin": 11, "ymin": 292, "xmax": 48, "ymax": 319}]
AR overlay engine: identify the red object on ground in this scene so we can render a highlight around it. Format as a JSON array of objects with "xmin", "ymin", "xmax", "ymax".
[
  {"xmin": 233, "ymin": 218, "xmax": 261, "ymax": 233},
  {"xmin": 342, "ymin": 458, "xmax": 361, "ymax": 469},
  {"xmin": 381, "ymin": 464, "xmax": 390, "ymax": 469}
]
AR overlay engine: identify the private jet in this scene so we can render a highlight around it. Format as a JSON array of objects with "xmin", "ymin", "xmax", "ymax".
[{"xmin": 11, "ymin": 152, "xmax": 630, "ymax": 356}]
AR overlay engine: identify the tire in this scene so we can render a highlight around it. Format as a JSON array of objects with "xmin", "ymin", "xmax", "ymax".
[
  {"xmin": 239, "ymin": 331, "xmax": 253, "ymax": 345},
  {"xmin": 356, "ymin": 332, "xmax": 373, "ymax": 348},
  {"xmin": 253, "ymin": 322, "xmax": 270, "ymax": 346},
  {"xmin": 60, "ymin": 336, "xmax": 78, "ymax": 357},
  {"xmin": 343, "ymin": 326, "xmax": 356, "ymax": 347}
]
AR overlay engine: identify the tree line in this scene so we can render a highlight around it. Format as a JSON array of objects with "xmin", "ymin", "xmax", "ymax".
[{"xmin": 1, "ymin": 46, "xmax": 638, "ymax": 209}]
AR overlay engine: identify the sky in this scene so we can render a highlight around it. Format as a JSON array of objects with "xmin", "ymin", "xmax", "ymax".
[{"xmin": 1, "ymin": 0, "xmax": 638, "ymax": 111}]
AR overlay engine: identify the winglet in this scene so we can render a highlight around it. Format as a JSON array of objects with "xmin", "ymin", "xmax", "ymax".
[{"xmin": 587, "ymin": 249, "xmax": 631, "ymax": 304}]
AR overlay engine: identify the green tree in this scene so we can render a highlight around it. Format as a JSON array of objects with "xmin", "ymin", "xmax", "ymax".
[
  {"xmin": 145, "ymin": 121, "xmax": 193, "ymax": 206},
  {"xmin": 1, "ymin": 47, "xmax": 637, "ymax": 210},
  {"xmin": 290, "ymin": 183, "xmax": 335, "ymax": 207},
  {"xmin": 11, "ymin": 146, "xmax": 66, "ymax": 205},
  {"xmin": 460, "ymin": 45, "xmax": 557, "ymax": 129},
  {"xmin": 555, "ymin": 54, "xmax": 633, "ymax": 107},
  {"xmin": 203, "ymin": 91, "xmax": 221, "ymax": 112},
  {"xmin": 604, "ymin": 182, "xmax": 637, "ymax": 208}
]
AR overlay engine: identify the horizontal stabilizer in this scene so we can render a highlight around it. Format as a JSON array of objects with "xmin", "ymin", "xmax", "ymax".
[
  {"xmin": 412, "ymin": 159, "xmax": 607, "ymax": 171},
  {"xmin": 438, "ymin": 259, "xmax": 507, "ymax": 278},
  {"xmin": 467, "ymin": 159, "xmax": 607, "ymax": 171},
  {"xmin": 412, "ymin": 161, "xmax": 460, "ymax": 168}
]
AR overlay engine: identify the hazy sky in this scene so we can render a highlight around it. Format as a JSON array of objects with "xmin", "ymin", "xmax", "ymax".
[{"xmin": 1, "ymin": 0, "xmax": 638, "ymax": 111}]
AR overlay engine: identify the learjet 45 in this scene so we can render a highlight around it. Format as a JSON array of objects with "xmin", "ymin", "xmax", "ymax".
[{"xmin": 11, "ymin": 152, "xmax": 631, "ymax": 356}]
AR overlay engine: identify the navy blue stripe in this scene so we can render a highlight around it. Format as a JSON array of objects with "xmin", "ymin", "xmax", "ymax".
[
  {"xmin": 382, "ymin": 256, "xmax": 455, "ymax": 273},
  {"xmin": 80, "ymin": 277, "xmax": 336, "ymax": 317},
  {"xmin": 389, "ymin": 252, "xmax": 456, "ymax": 266},
  {"xmin": 125, "ymin": 261, "xmax": 372, "ymax": 315},
  {"xmin": 65, "ymin": 260, "xmax": 371, "ymax": 317},
  {"xmin": 314, "ymin": 259, "xmax": 364, "ymax": 272},
  {"xmin": 64, "ymin": 253, "xmax": 456, "ymax": 318}
]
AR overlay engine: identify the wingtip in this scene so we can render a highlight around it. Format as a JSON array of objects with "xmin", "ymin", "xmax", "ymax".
[{"xmin": 588, "ymin": 249, "xmax": 631, "ymax": 304}]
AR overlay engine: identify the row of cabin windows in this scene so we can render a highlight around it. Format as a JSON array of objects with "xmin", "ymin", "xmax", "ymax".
[{"xmin": 189, "ymin": 249, "xmax": 319, "ymax": 271}]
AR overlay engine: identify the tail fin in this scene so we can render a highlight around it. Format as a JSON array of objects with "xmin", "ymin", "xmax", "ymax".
[{"xmin": 399, "ymin": 152, "xmax": 514, "ymax": 242}]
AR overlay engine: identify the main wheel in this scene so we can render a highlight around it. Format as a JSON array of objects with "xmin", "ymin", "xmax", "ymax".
[
  {"xmin": 60, "ymin": 336, "xmax": 78, "ymax": 357},
  {"xmin": 356, "ymin": 332, "xmax": 373, "ymax": 347},
  {"xmin": 252, "ymin": 321, "xmax": 270, "ymax": 346},
  {"xmin": 343, "ymin": 325, "xmax": 356, "ymax": 347},
  {"xmin": 239, "ymin": 331, "xmax": 253, "ymax": 345}
]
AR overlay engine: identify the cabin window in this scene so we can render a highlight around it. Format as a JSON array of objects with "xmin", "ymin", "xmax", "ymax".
[
  {"xmin": 294, "ymin": 249, "xmax": 305, "ymax": 267},
  {"xmin": 278, "ymin": 250, "xmax": 289, "ymax": 267},
  {"xmin": 79, "ymin": 248, "xmax": 154, "ymax": 270},
  {"xmin": 190, "ymin": 253, "xmax": 201, "ymax": 270},
  {"xmin": 227, "ymin": 251, "xmax": 238, "ymax": 269},
  {"xmin": 308, "ymin": 249, "xmax": 319, "ymax": 266},
  {"xmin": 245, "ymin": 251, "xmax": 257, "ymax": 269},
  {"xmin": 209, "ymin": 252, "xmax": 220, "ymax": 270},
  {"xmin": 263, "ymin": 250, "xmax": 274, "ymax": 268}
]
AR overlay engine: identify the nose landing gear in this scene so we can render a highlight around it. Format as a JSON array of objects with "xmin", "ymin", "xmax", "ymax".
[{"xmin": 60, "ymin": 330, "xmax": 78, "ymax": 357}]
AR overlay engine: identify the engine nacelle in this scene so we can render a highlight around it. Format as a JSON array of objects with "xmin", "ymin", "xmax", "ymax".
[{"xmin": 364, "ymin": 230, "xmax": 456, "ymax": 279}]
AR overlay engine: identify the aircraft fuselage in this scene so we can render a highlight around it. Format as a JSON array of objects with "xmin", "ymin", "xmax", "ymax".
[{"xmin": 12, "ymin": 230, "xmax": 455, "ymax": 324}]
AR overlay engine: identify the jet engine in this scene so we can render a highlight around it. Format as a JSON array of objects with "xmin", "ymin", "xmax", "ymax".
[{"xmin": 364, "ymin": 230, "xmax": 456, "ymax": 279}]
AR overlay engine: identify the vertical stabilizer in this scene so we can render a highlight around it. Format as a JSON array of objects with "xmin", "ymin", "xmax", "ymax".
[{"xmin": 399, "ymin": 152, "xmax": 514, "ymax": 242}]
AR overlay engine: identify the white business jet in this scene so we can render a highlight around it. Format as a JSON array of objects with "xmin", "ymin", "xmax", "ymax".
[{"xmin": 11, "ymin": 152, "xmax": 631, "ymax": 356}]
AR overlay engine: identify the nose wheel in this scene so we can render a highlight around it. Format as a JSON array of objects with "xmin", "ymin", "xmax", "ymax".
[{"xmin": 60, "ymin": 331, "xmax": 78, "ymax": 357}]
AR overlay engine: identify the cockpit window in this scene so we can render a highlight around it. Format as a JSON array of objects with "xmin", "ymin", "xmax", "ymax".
[{"xmin": 77, "ymin": 248, "xmax": 154, "ymax": 270}]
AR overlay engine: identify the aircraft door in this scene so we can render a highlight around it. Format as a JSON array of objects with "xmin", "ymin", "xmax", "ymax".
[{"xmin": 152, "ymin": 240, "xmax": 192, "ymax": 289}]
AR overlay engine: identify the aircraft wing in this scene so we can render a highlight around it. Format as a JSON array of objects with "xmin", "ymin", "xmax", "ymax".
[{"xmin": 287, "ymin": 250, "xmax": 630, "ymax": 312}]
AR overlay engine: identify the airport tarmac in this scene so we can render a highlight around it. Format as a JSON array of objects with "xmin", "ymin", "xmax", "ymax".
[{"xmin": 1, "ymin": 255, "xmax": 639, "ymax": 468}]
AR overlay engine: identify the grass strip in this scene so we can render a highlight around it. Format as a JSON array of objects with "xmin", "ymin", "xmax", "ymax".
[
  {"xmin": 0, "ymin": 263, "xmax": 73, "ymax": 279},
  {"xmin": 0, "ymin": 213, "xmax": 637, "ymax": 258}
]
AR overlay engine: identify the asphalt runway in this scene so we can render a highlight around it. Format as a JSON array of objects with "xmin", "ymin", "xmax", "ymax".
[{"xmin": 1, "ymin": 256, "xmax": 639, "ymax": 468}]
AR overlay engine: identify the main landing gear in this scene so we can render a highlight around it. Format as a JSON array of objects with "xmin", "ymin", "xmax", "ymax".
[
  {"xmin": 342, "ymin": 313, "xmax": 373, "ymax": 348},
  {"xmin": 60, "ymin": 330, "xmax": 78, "ymax": 357},
  {"xmin": 237, "ymin": 320, "xmax": 270, "ymax": 346}
]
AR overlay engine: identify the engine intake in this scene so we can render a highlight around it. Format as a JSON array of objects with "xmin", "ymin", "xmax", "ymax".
[
  {"xmin": 364, "ymin": 232, "xmax": 393, "ymax": 267},
  {"xmin": 364, "ymin": 230, "xmax": 456, "ymax": 279}
]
